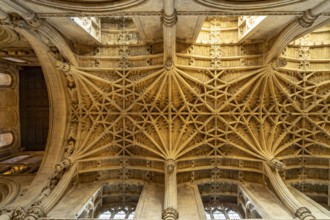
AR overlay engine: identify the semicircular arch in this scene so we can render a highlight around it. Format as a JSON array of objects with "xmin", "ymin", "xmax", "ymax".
[
  {"xmin": 0, "ymin": 177, "xmax": 20, "ymax": 207},
  {"xmin": 9, "ymin": 26, "xmax": 68, "ymax": 204}
]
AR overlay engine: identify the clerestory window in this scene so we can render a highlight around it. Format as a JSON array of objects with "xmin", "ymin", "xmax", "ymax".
[
  {"xmin": 98, "ymin": 207, "xmax": 135, "ymax": 219},
  {"xmin": 98, "ymin": 211, "xmax": 111, "ymax": 219},
  {"xmin": 205, "ymin": 206, "xmax": 241, "ymax": 220}
]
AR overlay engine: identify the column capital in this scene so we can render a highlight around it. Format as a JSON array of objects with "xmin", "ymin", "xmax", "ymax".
[
  {"xmin": 295, "ymin": 207, "xmax": 316, "ymax": 220},
  {"xmin": 271, "ymin": 58, "xmax": 287, "ymax": 70},
  {"xmin": 166, "ymin": 159, "xmax": 176, "ymax": 173},
  {"xmin": 298, "ymin": 10, "xmax": 319, "ymax": 28},
  {"xmin": 161, "ymin": 9, "xmax": 177, "ymax": 27},
  {"xmin": 164, "ymin": 57, "xmax": 174, "ymax": 70},
  {"xmin": 12, "ymin": 206, "xmax": 26, "ymax": 219},
  {"xmin": 162, "ymin": 207, "xmax": 179, "ymax": 220},
  {"xmin": 24, "ymin": 205, "xmax": 46, "ymax": 220},
  {"xmin": 266, "ymin": 158, "xmax": 286, "ymax": 171}
]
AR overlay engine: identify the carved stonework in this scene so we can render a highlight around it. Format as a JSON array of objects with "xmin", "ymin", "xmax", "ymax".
[
  {"xmin": 165, "ymin": 57, "xmax": 174, "ymax": 70},
  {"xmin": 271, "ymin": 58, "xmax": 287, "ymax": 69},
  {"xmin": 55, "ymin": 60, "xmax": 71, "ymax": 72},
  {"xmin": 103, "ymin": 17, "xmax": 140, "ymax": 46},
  {"xmin": 162, "ymin": 208, "xmax": 178, "ymax": 220},
  {"xmin": 12, "ymin": 207, "xmax": 26, "ymax": 220},
  {"xmin": 298, "ymin": 10, "xmax": 318, "ymax": 28},
  {"xmin": 24, "ymin": 206, "xmax": 46, "ymax": 220},
  {"xmin": 24, "ymin": 13, "xmax": 44, "ymax": 29},
  {"xmin": 295, "ymin": 207, "xmax": 316, "ymax": 220},
  {"xmin": 39, "ymin": 172, "xmax": 61, "ymax": 199},
  {"xmin": 166, "ymin": 159, "xmax": 175, "ymax": 173},
  {"xmin": 64, "ymin": 138, "xmax": 76, "ymax": 157},
  {"xmin": 55, "ymin": 158, "xmax": 72, "ymax": 172},
  {"xmin": 267, "ymin": 158, "xmax": 286, "ymax": 172},
  {"xmin": 298, "ymin": 46, "xmax": 310, "ymax": 70},
  {"xmin": 161, "ymin": 10, "xmax": 177, "ymax": 27},
  {"xmin": 1, "ymin": 3, "xmax": 330, "ymax": 218}
]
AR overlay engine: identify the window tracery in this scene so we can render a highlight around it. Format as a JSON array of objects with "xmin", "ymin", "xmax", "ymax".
[
  {"xmin": 199, "ymin": 183, "xmax": 245, "ymax": 219},
  {"xmin": 98, "ymin": 206, "xmax": 135, "ymax": 219},
  {"xmin": 89, "ymin": 183, "xmax": 142, "ymax": 219},
  {"xmin": 205, "ymin": 206, "xmax": 241, "ymax": 220}
]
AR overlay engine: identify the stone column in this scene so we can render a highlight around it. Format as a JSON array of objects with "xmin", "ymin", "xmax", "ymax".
[
  {"xmin": 162, "ymin": 159, "xmax": 178, "ymax": 220},
  {"xmin": 264, "ymin": 162, "xmax": 316, "ymax": 220},
  {"xmin": 162, "ymin": 0, "xmax": 177, "ymax": 63}
]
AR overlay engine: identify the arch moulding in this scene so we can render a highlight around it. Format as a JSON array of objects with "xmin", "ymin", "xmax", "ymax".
[{"xmin": 6, "ymin": 26, "xmax": 68, "ymax": 207}]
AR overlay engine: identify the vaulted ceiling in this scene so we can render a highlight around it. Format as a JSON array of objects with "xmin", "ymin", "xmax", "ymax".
[{"xmin": 0, "ymin": 0, "xmax": 330, "ymax": 217}]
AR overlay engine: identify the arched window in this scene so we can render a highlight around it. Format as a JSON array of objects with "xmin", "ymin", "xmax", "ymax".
[
  {"xmin": 127, "ymin": 212, "xmax": 134, "ymax": 220},
  {"xmin": 205, "ymin": 206, "xmax": 241, "ymax": 220},
  {"xmin": 113, "ymin": 210, "xmax": 126, "ymax": 219},
  {"xmin": 199, "ymin": 183, "xmax": 244, "ymax": 220},
  {"xmin": 98, "ymin": 207, "xmax": 135, "ymax": 219},
  {"xmin": 212, "ymin": 209, "xmax": 226, "ymax": 219},
  {"xmin": 94, "ymin": 184, "xmax": 142, "ymax": 219},
  {"xmin": 98, "ymin": 211, "xmax": 111, "ymax": 219},
  {"xmin": 0, "ymin": 73, "xmax": 11, "ymax": 86},
  {"xmin": 0, "ymin": 133, "xmax": 13, "ymax": 148},
  {"xmin": 228, "ymin": 210, "xmax": 241, "ymax": 219}
]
